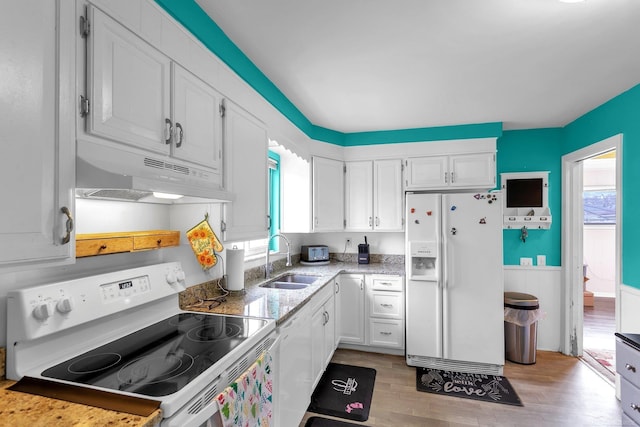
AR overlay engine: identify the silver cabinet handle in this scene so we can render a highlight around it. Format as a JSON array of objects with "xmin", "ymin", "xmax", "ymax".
[
  {"xmin": 444, "ymin": 172, "xmax": 448, "ymax": 183},
  {"xmin": 335, "ymin": 282, "xmax": 340, "ymax": 294},
  {"xmin": 626, "ymin": 363, "xmax": 637, "ymax": 373},
  {"xmin": 380, "ymin": 282, "xmax": 393, "ymax": 286},
  {"xmin": 175, "ymin": 122, "xmax": 184, "ymax": 147},
  {"xmin": 360, "ymin": 279, "xmax": 364, "ymax": 291},
  {"xmin": 380, "ymin": 331, "xmax": 392, "ymax": 336},
  {"xmin": 165, "ymin": 118, "xmax": 173, "ymax": 144},
  {"xmin": 380, "ymin": 303, "xmax": 393, "ymax": 308},
  {"xmin": 369, "ymin": 216, "xmax": 372, "ymax": 227},
  {"xmin": 631, "ymin": 403, "xmax": 640, "ymax": 412},
  {"xmin": 61, "ymin": 206, "xmax": 73, "ymax": 245},
  {"xmin": 375, "ymin": 217, "xmax": 380, "ymax": 227},
  {"xmin": 451, "ymin": 171, "xmax": 455, "ymax": 183}
]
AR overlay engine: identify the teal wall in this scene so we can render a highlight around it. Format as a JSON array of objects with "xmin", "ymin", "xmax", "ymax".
[
  {"xmin": 154, "ymin": 0, "xmax": 640, "ymax": 287},
  {"xmin": 563, "ymin": 84, "xmax": 640, "ymax": 288},
  {"xmin": 497, "ymin": 129, "xmax": 563, "ymax": 266}
]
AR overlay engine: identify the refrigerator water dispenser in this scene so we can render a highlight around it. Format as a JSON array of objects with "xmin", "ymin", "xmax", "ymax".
[{"xmin": 410, "ymin": 241, "xmax": 437, "ymax": 280}]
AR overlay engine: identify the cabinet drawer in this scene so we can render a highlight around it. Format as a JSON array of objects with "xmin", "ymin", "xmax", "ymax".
[
  {"xmin": 370, "ymin": 275, "xmax": 403, "ymax": 292},
  {"xmin": 617, "ymin": 340, "xmax": 640, "ymax": 388},
  {"xmin": 369, "ymin": 318, "xmax": 403, "ymax": 348},
  {"xmin": 133, "ymin": 232, "xmax": 180, "ymax": 250},
  {"xmin": 621, "ymin": 376, "xmax": 640, "ymax": 424},
  {"xmin": 76, "ymin": 237, "xmax": 133, "ymax": 257},
  {"xmin": 369, "ymin": 292, "xmax": 403, "ymax": 319}
]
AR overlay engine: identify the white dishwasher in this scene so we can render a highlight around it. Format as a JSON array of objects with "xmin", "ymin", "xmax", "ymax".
[{"xmin": 276, "ymin": 303, "xmax": 312, "ymax": 427}]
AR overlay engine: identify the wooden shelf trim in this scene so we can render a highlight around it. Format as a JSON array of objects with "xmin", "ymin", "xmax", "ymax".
[{"xmin": 76, "ymin": 230, "xmax": 180, "ymax": 257}]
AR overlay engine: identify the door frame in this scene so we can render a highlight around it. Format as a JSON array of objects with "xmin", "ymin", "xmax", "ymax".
[{"xmin": 561, "ymin": 134, "xmax": 622, "ymax": 356}]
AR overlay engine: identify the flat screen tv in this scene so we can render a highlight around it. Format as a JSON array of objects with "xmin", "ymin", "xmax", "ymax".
[{"xmin": 506, "ymin": 178, "xmax": 544, "ymax": 208}]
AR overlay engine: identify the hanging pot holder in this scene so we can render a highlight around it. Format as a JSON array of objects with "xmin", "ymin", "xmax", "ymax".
[{"xmin": 187, "ymin": 214, "xmax": 224, "ymax": 270}]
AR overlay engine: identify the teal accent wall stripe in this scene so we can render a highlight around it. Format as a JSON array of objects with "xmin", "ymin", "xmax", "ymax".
[{"xmin": 153, "ymin": 0, "xmax": 500, "ymax": 147}]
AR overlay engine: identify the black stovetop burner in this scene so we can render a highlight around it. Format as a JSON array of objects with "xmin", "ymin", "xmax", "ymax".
[{"xmin": 42, "ymin": 313, "xmax": 267, "ymax": 397}]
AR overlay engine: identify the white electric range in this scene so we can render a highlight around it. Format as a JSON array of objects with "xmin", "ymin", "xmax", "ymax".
[{"xmin": 6, "ymin": 262, "xmax": 276, "ymax": 426}]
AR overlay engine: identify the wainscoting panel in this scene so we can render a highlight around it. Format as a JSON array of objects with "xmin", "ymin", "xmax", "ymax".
[{"xmin": 504, "ymin": 266, "xmax": 563, "ymax": 352}]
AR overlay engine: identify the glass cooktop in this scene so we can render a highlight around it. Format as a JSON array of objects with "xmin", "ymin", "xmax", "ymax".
[{"xmin": 42, "ymin": 313, "xmax": 268, "ymax": 397}]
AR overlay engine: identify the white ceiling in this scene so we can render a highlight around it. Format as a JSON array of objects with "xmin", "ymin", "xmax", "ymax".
[{"xmin": 196, "ymin": 0, "xmax": 640, "ymax": 133}]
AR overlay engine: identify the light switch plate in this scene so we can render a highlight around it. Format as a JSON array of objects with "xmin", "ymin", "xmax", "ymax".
[
  {"xmin": 520, "ymin": 257, "xmax": 533, "ymax": 266},
  {"xmin": 537, "ymin": 255, "xmax": 546, "ymax": 266}
]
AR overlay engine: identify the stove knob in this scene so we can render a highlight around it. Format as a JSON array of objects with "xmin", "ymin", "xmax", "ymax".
[
  {"xmin": 56, "ymin": 297, "xmax": 74, "ymax": 314},
  {"xmin": 176, "ymin": 269, "xmax": 186, "ymax": 282},
  {"xmin": 166, "ymin": 271, "xmax": 178, "ymax": 285},
  {"xmin": 32, "ymin": 302, "xmax": 53, "ymax": 321}
]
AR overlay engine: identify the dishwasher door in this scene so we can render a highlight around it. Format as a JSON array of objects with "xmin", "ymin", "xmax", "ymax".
[{"xmin": 276, "ymin": 304, "xmax": 312, "ymax": 427}]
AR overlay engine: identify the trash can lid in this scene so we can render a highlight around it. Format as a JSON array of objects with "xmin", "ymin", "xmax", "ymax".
[{"xmin": 504, "ymin": 291, "xmax": 539, "ymax": 307}]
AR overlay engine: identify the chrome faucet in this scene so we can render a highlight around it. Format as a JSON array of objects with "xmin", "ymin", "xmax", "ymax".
[{"xmin": 265, "ymin": 233, "xmax": 292, "ymax": 278}]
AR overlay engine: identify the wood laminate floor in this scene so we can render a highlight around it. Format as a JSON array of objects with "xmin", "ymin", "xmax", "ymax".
[
  {"xmin": 583, "ymin": 296, "xmax": 616, "ymax": 382},
  {"xmin": 300, "ymin": 349, "xmax": 623, "ymax": 427}
]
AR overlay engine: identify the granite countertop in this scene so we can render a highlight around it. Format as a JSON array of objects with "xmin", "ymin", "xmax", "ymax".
[
  {"xmin": 183, "ymin": 261, "xmax": 405, "ymax": 324},
  {"xmin": 0, "ymin": 380, "xmax": 162, "ymax": 427}
]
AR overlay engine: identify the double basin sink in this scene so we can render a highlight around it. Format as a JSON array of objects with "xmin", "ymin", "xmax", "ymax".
[{"xmin": 260, "ymin": 273, "xmax": 320, "ymax": 290}]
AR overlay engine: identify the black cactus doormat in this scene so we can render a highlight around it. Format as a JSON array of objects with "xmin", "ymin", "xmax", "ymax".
[
  {"xmin": 304, "ymin": 416, "xmax": 363, "ymax": 427},
  {"xmin": 308, "ymin": 363, "xmax": 376, "ymax": 421},
  {"xmin": 417, "ymin": 367, "xmax": 523, "ymax": 406}
]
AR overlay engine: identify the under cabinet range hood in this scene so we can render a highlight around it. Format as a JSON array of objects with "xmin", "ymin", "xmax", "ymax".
[{"xmin": 76, "ymin": 139, "xmax": 234, "ymax": 204}]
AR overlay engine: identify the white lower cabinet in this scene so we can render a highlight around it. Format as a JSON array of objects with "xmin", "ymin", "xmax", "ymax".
[
  {"xmin": 337, "ymin": 274, "xmax": 366, "ymax": 345},
  {"xmin": 311, "ymin": 281, "xmax": 336, "ymax": 389},
  {"xmin": 366, "ymin": 274, "xmax": 405, "ymax": 350},
  {"xmin": 336, "ymin": 273, "xmax": 405, "ymax": 353},
  {"xmin": 276, "ymin": 303, "xmax": 311, "ymax": 427}
]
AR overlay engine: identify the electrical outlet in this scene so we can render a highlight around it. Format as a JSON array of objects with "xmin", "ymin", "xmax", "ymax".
[{"xmin": 520, "ymin": 257, "xmax": 533, "ymax": 266}]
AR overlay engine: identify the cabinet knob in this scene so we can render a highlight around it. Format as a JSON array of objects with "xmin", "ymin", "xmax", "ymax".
[
  {"xmin": 626, "ymin": 363, "xmax": 637, "ymax": 373},
  {"xmin": 99, "ymin": 245, "xmax": 107, "ymax": 250}
]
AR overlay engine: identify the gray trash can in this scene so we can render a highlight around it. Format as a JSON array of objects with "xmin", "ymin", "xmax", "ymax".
[{"xmin": 504, "ymin": 292, "xmax": 540, "ymax": 364}]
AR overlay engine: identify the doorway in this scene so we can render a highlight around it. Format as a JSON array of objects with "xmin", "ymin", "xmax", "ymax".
[
  {"xmin": 582, "ymin": 151, "xmax": 617, "ymax": 382},
  {"xmin": 561, "ymin": 134, "xmax": 622, "ymax": 367}
]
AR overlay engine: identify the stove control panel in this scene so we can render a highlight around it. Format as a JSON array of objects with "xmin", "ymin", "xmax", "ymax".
[{"xmin": 7, "ymin": 262, "xmax": 186, "ymax": 342}]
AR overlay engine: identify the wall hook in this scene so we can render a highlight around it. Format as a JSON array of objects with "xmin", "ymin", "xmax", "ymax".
[{"xmin": 520, "ymin": 226, "xmax": 528, "ymax": 243}]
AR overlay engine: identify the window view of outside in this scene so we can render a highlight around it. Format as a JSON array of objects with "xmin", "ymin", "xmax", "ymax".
[{"xmin": 583, "ymin": 190, "xmax": 616, "ymax": 224}]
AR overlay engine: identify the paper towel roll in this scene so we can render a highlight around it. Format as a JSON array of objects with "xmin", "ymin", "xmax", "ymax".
[{"xmin": 226, "ymin": 247, "xmax": 245, "ymax": 291}]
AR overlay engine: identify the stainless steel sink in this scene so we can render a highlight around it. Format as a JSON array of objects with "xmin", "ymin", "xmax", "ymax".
[
  {"xmin": 260, "ymin": 282, "xmax": 309, "ymax": 290},
  {"xmin": 259, "ymin": 273, "xmax": 320, "ymax": 290}
]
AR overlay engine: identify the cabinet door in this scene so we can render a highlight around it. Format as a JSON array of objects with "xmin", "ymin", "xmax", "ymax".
[
  {"xmin": 311, "ymin": 303, "xmax": 326, "ymax": 389},
  {"xmin": 373, "ymin": 159, "xmax": 404, "ymax": 231},
  {"xmin": 337, "ymin": 274, "xmax": 365, "ymax": 345},
  {"xmin": 345, "ymin": 161, "xmax": 373, "ymax": 231},
  {"xmin": 324, "ymin": 293, "xmax": 336, "ymax": 365},
  {"xmin": 405, "ymin": 156, "xmax": 448, "ymax": 189},
  {"xmin": 222, "ymin": 100, "xmax": 268, "ymax": 241},
  {"xmin": 312, "ymin": 157, "xmax": 344, "ymax": 232},
  {"xmin": 88, "ymin": 6, "xmax": 171, "ymax": 154},
  {"xmin": 449, "ymin": 153, "xmax": 495, "ymax": 188},
  {"xmin": 171, "ymin": 63, "xmax": 222, "ymax": 171},
  {"xmin": 0, "ymin": 0, "xmax": 75, "ymax": 267}
]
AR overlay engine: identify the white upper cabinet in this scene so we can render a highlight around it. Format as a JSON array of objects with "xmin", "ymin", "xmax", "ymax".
[
  {"xmin": 221, "ymin": 100, "xmax": 268, "ymax": 242},
  {"xmin": 405, "ymin": 152, "xmax": 495, "ymax": 190},
  {"xmin": 345, "ymin": 161, "xmax": 373, "ymax": 230},
  {"xmin": 345, "ymin": 159, "xmax": 403, "ymax": 231},
  {"xmin": 0, "ymin": 1, "xmax": 76, "ymax": 268},
  {"xmin": 171, "ymin": 63, "xmax": 223, "ymax": 171},
  {"xmin": 87, "ymin": 5, "xmax": 171, "ymax": 154},
  {"xmin": 84, "ymin": 6, "xmax": 222, "ymax": 174},
  {"xmin": 312, "ymin": 157, "xmax": 345, "ymax": 232}
]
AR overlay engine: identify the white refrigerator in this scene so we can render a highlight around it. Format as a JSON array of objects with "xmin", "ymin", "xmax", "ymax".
[{"xmin": 405, "ymin": 191, "xmax": 504, "ymax": 375}]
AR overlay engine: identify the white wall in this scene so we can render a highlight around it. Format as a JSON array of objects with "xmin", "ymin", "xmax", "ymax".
[
  {"xmin": 504, "ymin": 266, "xmax": 563, "ymax": 352},
  {"xmin": 583, "ymin": 225, "xmax": 616, "ymax": 296}
]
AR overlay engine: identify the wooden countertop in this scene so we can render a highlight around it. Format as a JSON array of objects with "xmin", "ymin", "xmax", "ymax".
[{"xmin": 0, "ymin": 380, "xmax": 162, "ymax": 427}]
